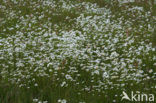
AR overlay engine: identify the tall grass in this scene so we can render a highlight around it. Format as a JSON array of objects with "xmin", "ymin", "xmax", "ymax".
[{"xmin": 0, "ymin": 0, "xmax": 156, "ymax": 103}]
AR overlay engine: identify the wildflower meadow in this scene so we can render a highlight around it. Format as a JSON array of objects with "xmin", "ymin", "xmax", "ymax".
[{"xmin": 0, "ymin": 0, "xmax": 156, "ymax": 103}]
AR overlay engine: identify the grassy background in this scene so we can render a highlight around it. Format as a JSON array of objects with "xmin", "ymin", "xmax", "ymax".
[{"xmin": 0, "ymin": 0, "xmax": 156, "ymax": 103}]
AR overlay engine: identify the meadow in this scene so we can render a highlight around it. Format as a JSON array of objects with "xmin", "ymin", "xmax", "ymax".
[{"xmin": 0, "ymin": 0, "xmax": 156, "ymax": 103}]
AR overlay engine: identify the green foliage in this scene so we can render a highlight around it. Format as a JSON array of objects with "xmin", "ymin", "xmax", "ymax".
[{"xmin": 0, "ymin": 0, "xmax": 156, "ymax": 103}]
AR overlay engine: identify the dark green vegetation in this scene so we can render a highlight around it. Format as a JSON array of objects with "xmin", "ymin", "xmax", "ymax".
[{"xmin": 0, "ymin": 0, "xmax": 156, "ymax": 103}]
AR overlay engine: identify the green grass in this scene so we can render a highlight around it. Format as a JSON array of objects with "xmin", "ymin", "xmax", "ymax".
[{"xmin": 0, "ymin": 0, "xmax": 156, "ymax": 103}]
